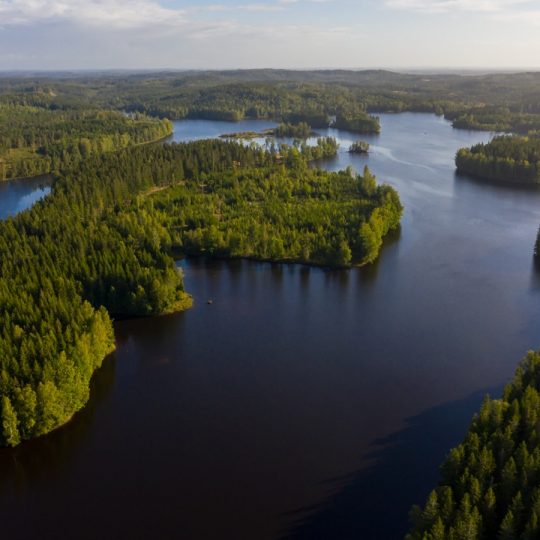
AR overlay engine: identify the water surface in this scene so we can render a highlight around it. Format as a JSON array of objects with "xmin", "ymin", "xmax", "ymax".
[
  {"xmin": 2, "ymin": 114, "xmax": 540, "ymax": 539},
  {"xmin": 170, "ymin": 118, "xmax": 277, "ymax": 143},
  {"xmin": 0, "ymin": 175, "xmax": 51, "ymax": 220}
]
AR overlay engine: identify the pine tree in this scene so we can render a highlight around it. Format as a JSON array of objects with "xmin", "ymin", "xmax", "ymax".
[
  {"xmin": 1, "ymin": 396, "xmax": 20, "ymax": 447},
  {"xmin": 498, "ymin": 510, "xmax": 515, "ymax": 540}
]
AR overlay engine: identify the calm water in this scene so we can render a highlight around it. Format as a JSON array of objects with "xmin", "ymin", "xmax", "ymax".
[
  {"xmin": 170, "ymin": 118, "xmax": 277, "ymax": 142},
  {"xmin": 2, "ymin": 114, "xmax": 540, "ymax": 539},
  {"xmin": 0, "ymin": 175, "xmax": 51, "ymax": 220}
]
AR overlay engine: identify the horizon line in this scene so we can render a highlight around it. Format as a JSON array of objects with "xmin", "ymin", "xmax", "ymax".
[{"xmin": 1, "ymin": 67, "xmax": 540, "ymax": 75}]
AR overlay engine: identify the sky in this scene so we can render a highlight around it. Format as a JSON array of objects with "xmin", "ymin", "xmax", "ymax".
[{"xmin": 1, "ymin": 0, "xmax": 540, "ymax": 70}]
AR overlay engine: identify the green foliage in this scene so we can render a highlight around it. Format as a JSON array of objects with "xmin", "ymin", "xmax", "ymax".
[
  {"xmin": 0, "ymin": 138, "xmax": 402, "ymax": 446},
  {"xmin": 456, "ymin": 135, "xmax": 540, "ymax": 184},
  {"xmin": 334, "ymin": 104, "xmax": 381, "ymax": 134},
  {"xmin": 1, "ymin": 396, "xmax": 20, "ymax": 447},
  {"xmin": 451, "ymin": 109, "xmax": 540, "ymax": 133},
  {"xmin": 0, "ymin": 76, "xmax": 386, "ymax": 132},
  {"xmin": 4, "ymin": 70, "xmax": 540, "ymax": 137},
  {"xmin": 406, "ymin": 351, "xmax": 540, "ymax": 540},
  {"xmin": 148, "ymin": 151, "xmax": 401, "ymax": 268},
  {"xmin": 273, "ymin": 122, "xmax": 313, "ymax": 138},
  {"xmin": 0, "ymin": 104, "xmax": 172, "ymax": 180},
  {"xmin": 349, "ymin": 140, "xmax": 370, "ymax": 154}
]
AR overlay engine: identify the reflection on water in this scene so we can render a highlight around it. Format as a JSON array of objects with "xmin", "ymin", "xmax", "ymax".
[
  {"xmin": 2, "ymin": 114, "xmax": 540, "ymax": 539},
  {"xmin": 281, "ymin": 386, "xmax": 504, "ymax": 540},
  {"xmin": 0, "ymin": 175, "xmax": 52, "ymax": 220},
  {"xmin": 170, "ymin": 118, "xmax": 277, "ymax": 143},
  {"xmin": 0, "ymin": 353, "xmax": 116, "ymax": 497}
]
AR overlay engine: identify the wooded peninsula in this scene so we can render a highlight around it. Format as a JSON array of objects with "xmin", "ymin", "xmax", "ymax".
[
  {"xmin": 0, "ymin": 136, "xmax": 401, "ymax": 446},
  {"xmin": 4, "ymin": 71, "xmax": 540, "ymax": 540},
  {"xmin": 407, "ymin": 351, "xmax": 540, "ymax": 540}
]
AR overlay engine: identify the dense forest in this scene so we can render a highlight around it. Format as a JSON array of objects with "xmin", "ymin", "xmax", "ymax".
[
  {"xmin": 406, "ymin": 351, "xmax": 540, "ymax": 540},
  {"xmin": 0, "ymin": 76, "xmax": 383, "ymax": 135},
  {"xmin": 3, "ymin": 70, "xmax": 540, "ymax": 135},
  {"xmin": 273, "ymin": 122, "xmax": 314, "ymax": 138},
  {"xmin": 456, "ymin": 135, "xmax": 540, "ymax": 184},
  {"xmin": 450, "ymin": 108, "xmax": 540, "ymax": 133},
  {"xmin": 0, "ymin": 139, "xmax": 401, "ymax": 446},
  {"xmin": 349, "ymin": 140, "xmax": 370, "ymax": 154},
  {"xmin": 0, "ymin": 105, "xmax": 172, "ymax": 180},
  {"xmin": 149, "ymin": 159, "xmax": 401, "ymax": 267}
]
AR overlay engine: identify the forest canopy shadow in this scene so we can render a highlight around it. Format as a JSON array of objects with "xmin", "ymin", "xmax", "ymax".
[{"xmin": 280, "ymin": 386, "xmax": 503, "ymax": 540}]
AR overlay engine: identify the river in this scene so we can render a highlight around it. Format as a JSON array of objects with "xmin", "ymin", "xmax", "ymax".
[{"xmin": 1, "ymin": 114, "xmax": 540, "ymax": 539}]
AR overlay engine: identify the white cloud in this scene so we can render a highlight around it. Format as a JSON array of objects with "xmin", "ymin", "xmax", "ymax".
[
  {"xmin": 0, "ymin": 0, "xmax": 185, "ymax": 28},
  {"xmin": 1, "ymin": 0, "xmax": 539, "ymax": 69},
  {"xmin": 0, "ymin": 0, "xmax": 341, "ymax": 28},
  {"xmin": 385, "ymin": 0, "xmax": 534, "ymax": 13}
]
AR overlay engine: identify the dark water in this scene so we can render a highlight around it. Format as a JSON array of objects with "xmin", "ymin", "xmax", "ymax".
[
  {"xmin": 2, "ymin": 114, "xmax": 540, "ymax": 539},
  {"xmin": 0, "ymin": 175, "xmax": 51, "ymax": 220}
]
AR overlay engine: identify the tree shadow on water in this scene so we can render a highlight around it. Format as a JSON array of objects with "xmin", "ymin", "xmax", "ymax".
[{"xmin": 279, "ymin": 386, "xmax": 503, "ymax": 540}]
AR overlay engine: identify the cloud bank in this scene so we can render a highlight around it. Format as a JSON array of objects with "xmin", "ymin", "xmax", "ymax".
[{"xmin": 0, "ymin": 0, "xmax": 539, "ymax": 69}]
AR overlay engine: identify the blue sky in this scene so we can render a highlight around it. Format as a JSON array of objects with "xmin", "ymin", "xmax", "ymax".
[{"xmin": 0, "ymin": 0, "xmax": 539, "ymax": 70}]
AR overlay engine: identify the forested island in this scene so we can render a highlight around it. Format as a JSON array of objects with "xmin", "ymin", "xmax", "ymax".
[
  {"xmin": 456, "ymin": 135, "xmax": 540, "ymax": 184},
  {"xmin": 0, "ymin": 138, "xmax": 401, "ymax": 446},
  {"xmin": 349, "ymin": 140, "xmax": 370, "ymax": 154},
  {"xmin": 0, "ymin": 105, "xmax": 172, "ymax": 180},
  {"xmin": 407, "ymin": 351, "xmax": 540, "ymax": 540},
  {"xmin": 220, "ymin": 122, "xmax": 317, "ymax": 140}
]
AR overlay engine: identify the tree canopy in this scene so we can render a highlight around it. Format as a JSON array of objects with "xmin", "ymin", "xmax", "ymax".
[
  {"xmin": 0, "ymin": 139, "xmax": 401, "ymax": 447},
  {"xmin": 407, "ymin": 351, "xmax": 540, "ymax": 540},
  {"xmin": 0, "ymin": 104, "xmax": 172, "ymax": 181},
  {"xmin": 456, "ymin": 135, "xmax": 540, "ymax": 184}
]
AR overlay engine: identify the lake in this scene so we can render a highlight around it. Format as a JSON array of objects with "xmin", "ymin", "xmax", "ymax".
[
  {"xmin": 0, "ymin": 175, "xmax": 51, "ymax": 220},
  {"xmin": 2, "ymin": 114, "xmax": 540, "ymax": 539}
]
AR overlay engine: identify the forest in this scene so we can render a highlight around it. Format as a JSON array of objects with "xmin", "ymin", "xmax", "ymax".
[
  {"xmin": 0, "ymin": 139, "xmax": 401, "ymax": 446},
  {"xmin": 149, "ymin": 158, "xmax": 401, "ymax": 267},
  {"xmin": 3, "ymin": 70, "xmax": 540, "ymax": 136},
  {"xmin": 456, "ymin": 135, "xmax": 540, "ymax": 184},
  {"xmin": 0, "ymin": 76, "xmax": 383, "ymax": 135},
  {"xmin": 349, "ymin": 140, "xmax": 370, "ymax": 154},
  {"xmin": 0, "ymin": 104, "xmax": 172, "ymax": 180},
  {"xmin": 406, "ymin": 351, "xmax": 540, "ymax": 540},
  {"xmin": 273, "ymin": 122, "xmax": 314, "ymax": 138},
  {"xmin": 450, "ymin": 109, "xmax": 540, "ymax": 133}
]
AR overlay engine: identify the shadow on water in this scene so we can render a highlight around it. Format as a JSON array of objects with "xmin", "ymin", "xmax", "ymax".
[
  {"xmin": 357, "ymin": 225, "xmax": 402, "ymax": 285},
  {"xmin": 454, "ymin": 171, "xmax": 540, "ymax": 193},
  {"xmin": 0, "ymin": 352, "xmax": 116, "ymax": 499},
  {"xmin": 279, "ymin": 386, "xmax": 502, "ymax": 540},
  {"xmin": 531, "ymin": 257, "xmax": 540, "ymax": 289}
]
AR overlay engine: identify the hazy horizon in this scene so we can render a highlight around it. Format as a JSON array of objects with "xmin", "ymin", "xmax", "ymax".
[
  {"xmin": 2, "ymin": 0, "xmax": 540, "ymax": 71},
  {"xmin": 0, "ymin": 67, "xmax": 539, "ymax": 75}
]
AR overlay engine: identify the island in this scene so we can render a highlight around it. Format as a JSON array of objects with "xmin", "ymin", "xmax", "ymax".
[
  {"xmin": 349, "ymin": 140, "xmax": 370, "ymax": 154},
  {"xmin": 456, "ymin": 135, "xmax": 540, "ymax": 184},
  {"xmin": 219, "ymin": 131, "xmax": 262, "ymax": 140},
  {"xmin": 220, "ymin": 122, "xmax": 318, "ymax": 140}
]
